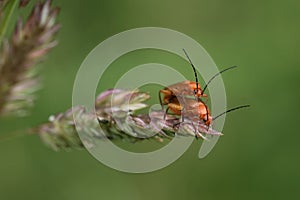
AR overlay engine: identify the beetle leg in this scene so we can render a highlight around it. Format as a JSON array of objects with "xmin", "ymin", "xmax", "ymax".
[
  {"xmin": 195, "ymin": 97, "xmax": 210, "ymax": 130},
  {"xmin": 164, "ymin": 107, "xmax": 170, "ymax": 120},
  {"xmin": 159, "ymin": 89, "xmax": 172, "ymax": 110},
  {"xmin": 190, "ymin": 121, "xmax": 199, "ymax": 139},
  {"xmin": 180, "ymin": 107, "xmax": 185, "ymax": 123},
  {"xmin": 158, "ymin": 90, "xmax": 164, "ymax": 110}
]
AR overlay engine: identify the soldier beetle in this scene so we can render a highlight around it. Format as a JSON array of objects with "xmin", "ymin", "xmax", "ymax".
[
  {"xmin": 165, "ymin": 96, "xmax": 212, "ymax": 126},
  {"xmin": 159, "ymin": 49, "xmax": 249, "ymax": 127}
]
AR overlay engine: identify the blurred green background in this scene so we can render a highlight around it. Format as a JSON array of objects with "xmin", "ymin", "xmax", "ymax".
[{"xmin": 1, "ymin": 0, "xmax": 300, "ymax": 199}]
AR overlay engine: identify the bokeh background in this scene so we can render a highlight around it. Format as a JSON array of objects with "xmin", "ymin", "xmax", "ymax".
[{"xmin": 1, "ymin": 0, "xmax": 300, "ymax": 199}]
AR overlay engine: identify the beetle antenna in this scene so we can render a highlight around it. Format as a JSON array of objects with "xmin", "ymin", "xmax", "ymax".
[
  {"xmin": 183, "ymin": 49, "xmax": 199, "ymax": 93},
  {"xmin": 201, "ymin": 66, "xmax": 237, "ymax": 95},
  {"xmin": 213, "ymin": 105, "xmax": 250, "ymax": 121},
  {"xmin": 182, "ymin": 49, "xmax": 211, "ymax": 126}
]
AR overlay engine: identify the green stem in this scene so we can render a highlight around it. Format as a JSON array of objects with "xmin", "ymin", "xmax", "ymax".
[{"xmin": 0, "ymin": 0, "xmax": 18, "ymax": 44}]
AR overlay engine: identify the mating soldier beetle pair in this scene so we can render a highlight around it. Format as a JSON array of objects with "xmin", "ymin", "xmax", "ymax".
[{"xmin": 159, "ymin": 49, "xmax": 249, "ymax": 129}]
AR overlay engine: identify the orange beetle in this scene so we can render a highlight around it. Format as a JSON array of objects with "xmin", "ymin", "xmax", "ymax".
[
  {"xmin": 159, "ymin": 80, "xmax": 207, "ymax": 107},
  {"xmin": 159, "ymin": 49, "xmax": 237, "ymax": 126},
  {"xmin": 166, "ymin": 96, "xmax": 212, "ymax": 126}
]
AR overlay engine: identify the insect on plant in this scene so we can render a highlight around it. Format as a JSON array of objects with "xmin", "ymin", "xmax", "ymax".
[{"xmin": 158, "ymin": 49, "xmax": 249, "ymax": 129}]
